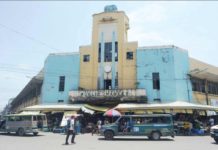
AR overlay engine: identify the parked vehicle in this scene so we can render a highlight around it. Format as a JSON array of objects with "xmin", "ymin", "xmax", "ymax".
[
  {"xmin": 210, "ymin": 125, "xmax": 218, "ymax": 143},
  {"xmin": 0, "ymin": 113, "xmax": 47, "ymax": 136},
  {"xmin": 100, "ymin": 114, "xmax": 175, "ymax": 140}
]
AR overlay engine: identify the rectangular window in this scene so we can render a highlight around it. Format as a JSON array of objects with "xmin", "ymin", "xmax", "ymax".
[
  {"xmin": 115, "ymin": 42, "xmax": 118, "ymax": 61},
  {"xmin": 59, "ymin": 76, "xmax": 65, "ymax": 92},
  {"xmin": 208, "ymin": 81, "xmax": 218, "ymax": 95},
  {"xmin": 83, "ymin": 55, "xmax": 90, "ymax": 62},
  {"xmin": 104, "ymin": 79, "xmax": 112, "ymax": 90},
  {"xmin": 127, "ymin": 52, "xmax": 133, "ymax": 60},
  {"xmin": 105, "ymin": 42, "xmax": 112, "ymax": 62},
  {"xmin": 152, "ymin": 73, "xmax": 160, "ymax": 90},
  {"xmin": 58, "ymin": 100, "xmax": 64, "ymax": 103},
  {"xmin": 115, "ymin": 72, "xmax": 118, "ymax": 89},
  {"xmin": 98, "ymin": 43, "xmax": 101, "ymax": 62},
  {"xmin": 98, "ymin": 42, "xmax": 118, "ymax": 62},
  {"xmin": 153, "ymin": 98, "xmax": 161, "ymax": 102},
  {"xmin": 191, "ymin": 78, "xmax": 205, "ymax": 93}
]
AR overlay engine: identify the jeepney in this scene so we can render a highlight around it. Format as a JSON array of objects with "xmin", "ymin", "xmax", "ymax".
[{"xmin": 100, "ymin": 114, "xmax": 175, "ymax": 140}]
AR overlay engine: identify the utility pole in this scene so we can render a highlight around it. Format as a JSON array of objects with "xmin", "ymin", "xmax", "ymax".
[
  {"xmin": 204, "ymin": 79, "xmax": 209, "ymax": 105},
  {"xmin": 186, "ymin": 74, "xmax": 191, "ymax": 103}
]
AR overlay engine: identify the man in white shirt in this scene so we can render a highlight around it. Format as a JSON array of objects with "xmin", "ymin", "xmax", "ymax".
[
  {"xmin": 65, "ymin": 116, "xmax": 76, "ymax": 145},
  {"xmin": 209, "ymin": 117, "xmax": 215, "ymax": 127}
]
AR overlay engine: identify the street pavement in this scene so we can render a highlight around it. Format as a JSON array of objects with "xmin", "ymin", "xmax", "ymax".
[{"xmin": 0, "ymin": 132, "xmax": 217, "ymax": 150}]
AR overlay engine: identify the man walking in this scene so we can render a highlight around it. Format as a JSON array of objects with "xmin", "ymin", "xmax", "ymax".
[{"xmin": 65, "ymin": 116, "xmax": 76, "ymax": 145}]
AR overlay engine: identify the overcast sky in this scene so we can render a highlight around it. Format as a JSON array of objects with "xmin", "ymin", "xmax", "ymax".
[{"xmin": 0, "ymin": 1, "xmax": 218, "ymax": 110}]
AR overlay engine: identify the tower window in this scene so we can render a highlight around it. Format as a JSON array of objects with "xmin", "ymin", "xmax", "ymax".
[
  {"xmin": 98, "ymin": 42, "xmax": 118, "ymax": 62},
  {"xmin": 152, "ymin": 73, "xmax": 160, "ymax": 90},
  {"xmin": 83, "ymin": 55, "xmax": 90, "ymax": 62},
  {"xmin": 59, "ymin": 76, "xmax": 65, "ymax": 92},
  {"xmin": 127, "ymin": 52, "xmax": 133, "ymax": 60},
  {"xmin": 105, "ymin": 42, "xmax": 112, "ymax": 62}
]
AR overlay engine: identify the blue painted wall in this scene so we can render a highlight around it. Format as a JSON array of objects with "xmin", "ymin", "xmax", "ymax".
[
  {"xmin": 41, "ymin": 53, "xmax": 80, "ymax": 104},
  {"xmin": 136, "ymin": 46, "xmax": 192, "ymax": 103}
]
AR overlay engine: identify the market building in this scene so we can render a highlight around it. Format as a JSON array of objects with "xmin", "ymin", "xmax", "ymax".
[{"xmin": 8, "ymin": 5, "xmax": 218, "ymax": 115}]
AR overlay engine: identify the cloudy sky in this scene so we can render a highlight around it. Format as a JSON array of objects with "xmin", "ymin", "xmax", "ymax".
[{"xmin": 0, "ymin": 1, "xmax": 218, "ymax": 110}]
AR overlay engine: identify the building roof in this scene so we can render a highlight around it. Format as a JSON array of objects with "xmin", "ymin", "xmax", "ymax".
[
  {"xmin": 49, "ymin": 52, "xmax": 79, "ymax": 56},
  {"xmin": 138, "ymin": 45, "xmax": 187, "ymax": 52},
  {"xmin": 189, "ymin": 57, "xmax": 218, "ymax": 81},
  {"xmin": 11, "ymin": 69, "xmax": 44, "ymax": 107}
]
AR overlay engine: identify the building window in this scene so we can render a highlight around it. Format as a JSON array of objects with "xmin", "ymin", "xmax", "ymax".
[
  {"xmin": 208, "ymin": 81, "xmax": 218, "ymax": 95},
  {"xmin": 98, "ymin": 43, "xmax": 101, "ymax": 62},
  {"xmin": 83, "ymin": 55, "xmax": 90, "ymax": 62},
  {"xmin": 115, "ymin": 42, "xmax": 118, "ymax": 61},
  {"xmin": 191, "ymin": 78, "xmax": 205, "ymax": 93},
  {"xmin": 58, "ymin": 100, "xmax": 64, "ymax": 103},
  {"xmin": 98, "ymin": 42, "xmax": 118, "ymax": 62},
  {"xmin": 126, "ymin": 52, "xmax": 133, "ymax": 60},
  {"xmin": 59, "ymin": 76, "xmax": 65, "ymax": 92},
  {"xmin": 104, "ymin": 79, "xmax": 112, "ymax": 90},
  {"xmin": 152, "ymin": 73, "xmax": 160, "ymax": 90},
  {"xmin": 105, "ymin": 42, "xmax": 112, "ymax": 62},
  {"xmin": 115, "ymin": 72, "xmax": 118, "ymax": 89},
  {"xmin": 153, "ymin": 98, "xmax": 161, "ymax": 102}
]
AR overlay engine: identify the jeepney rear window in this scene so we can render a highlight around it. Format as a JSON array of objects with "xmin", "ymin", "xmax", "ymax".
[{"xmin": 21, "ymin": 116, "xmax": 32, "ymax": 121}]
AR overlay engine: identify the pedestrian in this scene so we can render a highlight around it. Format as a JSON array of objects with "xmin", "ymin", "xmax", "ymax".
[
  {"xmin": 96, "ymin": 119, "xmax": 102, "ymax": 134},
  {"xmin": 209, "ymin": 117, "xmax": 215, "ymax": 127},
  {"xmin": 65, "ymin": 116, "xmax": 76, "ymax": 145}
]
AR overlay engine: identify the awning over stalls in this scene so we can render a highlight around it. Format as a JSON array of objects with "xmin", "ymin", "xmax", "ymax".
[
  {"xmin": 114, "ymin": 101, "xmax": 218, "ymax": 112},
  {"xmin": 81, "ymin": 106, "xmax": 95, "ymax": 114},
  {"xmin": 22, "ymin": 104, "xmax": 84, "ymax": 112},
  {"xmin": 83, "ymin": 104, "xmax": 109, "ymax": 112}
]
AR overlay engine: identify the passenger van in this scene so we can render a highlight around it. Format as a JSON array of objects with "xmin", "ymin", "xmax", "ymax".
[
  {"xmin": 100, "ymin": 114, "xmax": 174, "ymax": 140},
  {"xmin": 0, "ymin": 113, "xmax": 47, "ymax": 136}
]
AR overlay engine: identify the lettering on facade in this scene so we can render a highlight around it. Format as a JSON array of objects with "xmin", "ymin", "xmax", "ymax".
[{"xmin": 69, "ymin": 89, "xmax": 146, "ymax": 102}]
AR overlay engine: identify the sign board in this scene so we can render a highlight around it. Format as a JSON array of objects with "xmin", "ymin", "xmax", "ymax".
[{"xmin": 69, "ymin": 89, "xmax": 146, "ymax": 102}]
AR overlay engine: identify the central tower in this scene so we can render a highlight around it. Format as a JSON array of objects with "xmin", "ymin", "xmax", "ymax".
[{"xmin": 79, "ymin": 5, "xmax": 138, "ymax": 90}]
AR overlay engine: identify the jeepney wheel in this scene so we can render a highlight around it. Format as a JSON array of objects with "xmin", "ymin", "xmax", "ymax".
[
  {"xmin": 215, "ymin": 138, "xmax": 218, "ymax": 143},
  {"xmin": 33, "ymin": 132, "xmax": 38, "ymax": 136},
  {"xmin": 17, "ymin": 128, "xmax": 25, "ymax": 136},
  {"xmin": 151, "ymin": 131, "xmax": 160, "ymax": 140},
  {"xmin": 104, "ymin": 130, "xmax": 114, "ymax": 140}
]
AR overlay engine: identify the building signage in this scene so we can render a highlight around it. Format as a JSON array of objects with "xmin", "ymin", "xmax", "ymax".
[{"xmin": 69, "ymin": 89, "xmax": 146, "ymax": 103}]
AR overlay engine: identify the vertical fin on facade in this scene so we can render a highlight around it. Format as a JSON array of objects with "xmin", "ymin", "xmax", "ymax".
[
  {"xmin": 100, "ymin": 32, "xmax": 105, "ymax": 89},
  {"xmin": 112, "ymin": 31, "xmax": 116, "ymax": 89}
]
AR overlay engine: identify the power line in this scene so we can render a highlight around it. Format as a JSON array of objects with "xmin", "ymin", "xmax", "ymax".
[{"xmin": 0, "ymin": 23, "xmax": 60, "ymax": 51}]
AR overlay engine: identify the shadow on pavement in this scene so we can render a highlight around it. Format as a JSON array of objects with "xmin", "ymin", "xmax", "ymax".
[
  {"xmin": 0, "ymin": 132, "xmax": 44, "ymax": 137},
  {"xmin": 98, "ymin": 137, "xmax": 174, "ymax": 142},
  {"xmin": 211, "ymin": 142, "xmax": 218, "ymax": 145}
]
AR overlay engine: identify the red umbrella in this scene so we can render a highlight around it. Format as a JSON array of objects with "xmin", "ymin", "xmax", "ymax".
[{"xmin": 104, "ymin": 109, "xmax": 121, "ymax": 117}]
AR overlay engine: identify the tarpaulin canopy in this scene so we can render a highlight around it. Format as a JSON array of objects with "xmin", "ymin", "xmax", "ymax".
[
  {"xmin": 115, "ymin": 101, "xmax": 218, "ymax": 111},
  {"xmin": 84, "ymin": 104, "xmax": 109, "ymax": 112},
  {"xmin": 81, "ymin": 106, "xmax": 95, "ymax": 114},
  {"xmin": 22, "ymin": 104, "xmax": 83, "ymax": 112}
]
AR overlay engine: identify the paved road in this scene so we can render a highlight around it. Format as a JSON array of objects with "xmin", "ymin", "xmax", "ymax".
[{"xmin": 0, "ymin": 132, "xmax": 217, "ymax": 150}]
